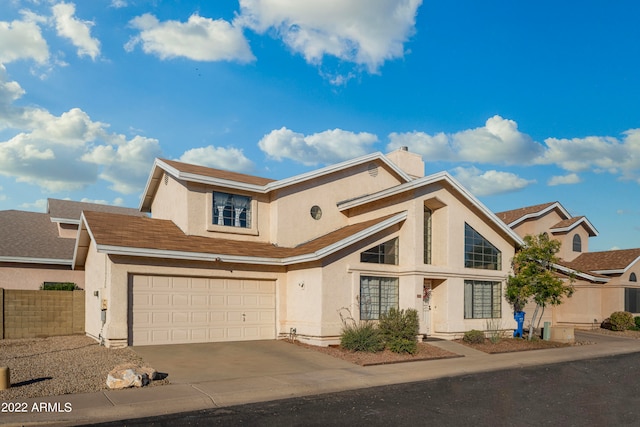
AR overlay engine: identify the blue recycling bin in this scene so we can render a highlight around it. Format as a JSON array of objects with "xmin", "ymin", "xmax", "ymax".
[{"xmin": 513, "ymin": 311, "xmax": 525, "ymax": 338}]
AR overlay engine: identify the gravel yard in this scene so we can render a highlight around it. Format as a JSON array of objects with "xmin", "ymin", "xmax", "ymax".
[{"xmin": 0, "ymin": 335, "xmax": 167, "ymax": 401}]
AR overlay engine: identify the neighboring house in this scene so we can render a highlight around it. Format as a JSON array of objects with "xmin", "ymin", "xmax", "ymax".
[
  {"xmin": 74, "ymin": 148, "xmax": 523, "ymax": 348},
  {"xmin": 496, "ymin": 202, "xmax": 640, "ymax": 328},
  {"xmin": 0, "ymin": 199, "xmax": 143, "ymax": 290}
]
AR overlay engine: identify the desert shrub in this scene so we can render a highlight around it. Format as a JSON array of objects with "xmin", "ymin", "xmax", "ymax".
[
  {"xmin": 340, "ymin": 322, "xmax": 384, "ymax": 352},
  {"xmin": 608, "ymin": 311, "xmax": 635, "ymax": 331},
  {"xmin": 387, "ymin": 338, "xmax": 418, "ymax": 354},
  {"xmin": 379, "ymin": 308, "xmax": 419, "ymax": 354},
  {"xmin": 463, "ymin": 329, "xmax": 485, "ymax": 344},
  {"xmin": 485, "ymin": 319, "xmax": 503, "ymax": 344}
]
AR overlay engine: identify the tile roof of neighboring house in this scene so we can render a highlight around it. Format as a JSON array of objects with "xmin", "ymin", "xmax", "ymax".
[
  {"xmin": 561, "ymin": 248, "xmax": 640, "ymax": 274},
  {"xmin": 496, "ymin": 201, "xmax": 598, "ymax": 236},
  {"xmin": 76, "ymin": 210, "xmax": 406, "ymax": 267},
  {"xmin": 47, "ymin": 198, "xmax": 145, "ymax": 223},
  {"xmin": 495, "ymin": 202, "xmax": 558, "ymax": 225},
  {"xmin": 0, "ymin": 210, "xmax": 76, "ymax": 263}
]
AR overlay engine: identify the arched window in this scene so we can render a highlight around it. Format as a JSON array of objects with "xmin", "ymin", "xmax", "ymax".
[
  {"xmin": 631, "ymin": 272, "xmax": 638, "ymax": 282},
  {"xmin": 572, "ymin": 234, "xmax": 582, "ymax": 252}
]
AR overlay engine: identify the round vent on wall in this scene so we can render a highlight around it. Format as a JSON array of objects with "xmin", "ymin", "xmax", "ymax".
[
  {"xmin": 310, "ymin": 205, "xmax": 322, "ymax": 220},
  {"xmin": 368, "ymin": 163, "xmax": 379, "ymax": 177}
]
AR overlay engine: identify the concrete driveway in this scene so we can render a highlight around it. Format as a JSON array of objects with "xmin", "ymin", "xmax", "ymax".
[{"xmin": 133, "ymin": 340, "xmax": 356, "ymax": 384}]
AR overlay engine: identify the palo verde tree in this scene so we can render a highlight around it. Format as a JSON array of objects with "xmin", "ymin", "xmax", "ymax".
[{"xmin": 506, "ymin": 233, "xmax": 575, "ymax": 340}]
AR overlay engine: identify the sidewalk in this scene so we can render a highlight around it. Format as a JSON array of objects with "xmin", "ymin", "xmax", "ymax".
[{"xmin": 3, "ymin": 331, "xmax": 640, "ymax": 426}]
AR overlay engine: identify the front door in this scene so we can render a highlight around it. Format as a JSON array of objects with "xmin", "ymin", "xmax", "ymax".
[{"xmin": 422, "ymin": 279, "xmax": 432, "ymax": 335}]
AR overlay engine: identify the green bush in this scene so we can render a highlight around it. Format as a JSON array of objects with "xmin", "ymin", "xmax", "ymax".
[
  {"xmin": 379, "ymin": 308, "xmax": 419, "ymax": 354},
  {"xmin": 608, "ymin": 311, "xmax": 635, "ymax": 331},
  {"xmin": 634, "ymin": 316, "xmax": 640, "ymax": 329},
  {"xmin": 463, "ymin": 329, "xmax": 485, "ymax": 344},
  {"xmin": 340, "ymin": 322, "xmax": 384, "ymax": 352},
  {"xmin": 40, "ymin": 282, "xmax": 78, "ymax": 291}
]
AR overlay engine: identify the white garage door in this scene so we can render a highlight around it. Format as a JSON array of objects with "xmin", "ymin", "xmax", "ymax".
[{"xmin": 131, "ymin": 275, "xmax": 276, "ymax": 345}]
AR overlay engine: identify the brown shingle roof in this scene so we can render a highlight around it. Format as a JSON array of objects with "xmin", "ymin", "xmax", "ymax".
[
  {"xmin": 48, "ymin": 198, "xmax": 144, "ymax": 221},
  {"xmin": 82, "ymin": 211, "xmax": 402, "ymax": 261},
  {"xmin": 159, "ymin": 158, "xmax": 276, "ymax": 187},
  {"xmin": 495, "ymin": 202, "xmax": 558, "ymax": 225},
  {"xmin": 563, "ymin": 248, "xmax": 640, "ymax": 273},
  {"xmin": 552, "ymin": 217, "xmax": 584, "ymax": 229},
  {"xmin": 0, "ymin": 210, "xmax": 75, "ymax": 260}
]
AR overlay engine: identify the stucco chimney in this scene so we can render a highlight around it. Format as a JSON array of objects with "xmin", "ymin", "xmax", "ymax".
[{"xmin": 385, "ymin": 147, "xmax": 425, "ymax": 179}]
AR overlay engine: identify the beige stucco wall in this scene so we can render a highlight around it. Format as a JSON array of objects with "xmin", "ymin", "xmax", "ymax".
[
  {"xmin": 83, "ymin": 240, "xmax": 108, "ymax": 341},
  {"xmin": 271, "ymin": 162, "xmax": 405, "ymax": 247},
  {"xmin": 150, "ymin": 172, "xmax": 190, "ymax": 233},
  {"xmin": 0, "ymin": 263, "xmax": 84, "ymax": 290}
]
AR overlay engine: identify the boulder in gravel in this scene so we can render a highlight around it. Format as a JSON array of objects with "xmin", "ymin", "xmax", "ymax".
[{"xmin": 106, "ymin": 363, "xmax": 157, "ymax": 389}]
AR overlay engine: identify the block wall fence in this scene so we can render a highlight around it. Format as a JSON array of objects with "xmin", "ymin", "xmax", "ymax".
[{"xmin": 0, "ymin": 289, "xmax": 84, "ymax": 339}]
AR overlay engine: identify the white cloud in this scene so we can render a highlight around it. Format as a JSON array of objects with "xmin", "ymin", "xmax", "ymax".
[
  {"xmin": 126, "ymin": 13, "xmax": 255, "ymax": 63},
  {"xmin": 238, "ymin": 0, "xmax": 422, "ymax": 73},
  {"xmin": 52, "ymin": 2, "xmax": 101, "ymax": 60},
  {"xmin": 179, "ymin": 146, "xmax": 255, "ymax": 173},
  {"xmin": 258, "ymin": 127, "xmax": 378, "ymax": 165},
  {"xmin": 451, "ymin": 166, "xmax": 535, "ymax": 196},
  {"xmin": 388, "ymin": 116, "xmax": 544, "ymax": 165},
  {"xmin": 82, "ymin": 134, "xmax": 162, "ymax": 194},
  {"xmin": 388, "ymin": 131, "xmax": 452, "ymax": 161},
  {"xmin": 110, "ymin": 0, "xmax": 127, "ymax": 8},
  {"xmin": 19, "ymin": 198, "xmax": 48, "ymax": 212},
  {"xmin": 539, "ymin": 129, "xmax": 640, "ymax": 182},
  {"xmin": 548, "ymin": 173, "xmax": 581, "ymax": 186},
  {"xmin": 0, "ymin": 67, "xmax": 161, "ymax": 194},
  {"xmin": 0, "ymin": 17, "xmax": 49, "ymax": 64}
]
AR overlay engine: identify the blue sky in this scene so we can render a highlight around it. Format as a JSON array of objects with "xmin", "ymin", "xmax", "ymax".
[{"xmin": 0, "ymin": 0, "xmax": 639, "ymax": 251}]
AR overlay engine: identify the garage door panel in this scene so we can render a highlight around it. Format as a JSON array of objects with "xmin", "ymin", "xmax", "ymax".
[{"xmin": 132, "ymin": 275, "xmax": 276, "ymax": 345}]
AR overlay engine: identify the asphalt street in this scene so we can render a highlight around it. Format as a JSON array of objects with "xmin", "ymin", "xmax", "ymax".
[{"xmin": 87, "ymin": 352, "xmax": 640, "ymax": 427}]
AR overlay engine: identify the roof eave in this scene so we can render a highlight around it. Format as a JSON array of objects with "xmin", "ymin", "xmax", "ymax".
[
  {"xmin": 90, "ymin": 211, "xmax": 408, "ymax": 266},
  {"xmin": 0, "ymin": 256, "xmax": 73, "ymax": 266}
]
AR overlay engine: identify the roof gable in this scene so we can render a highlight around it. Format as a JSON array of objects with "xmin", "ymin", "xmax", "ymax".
[
  {"xmin": 550, "ymin": 216, "xmax": 598, "ymax": 237},
  {"xmin": 337, "ymin": 171, "xmax": 523, "ymax": 246},
  {"xmin": 140, "ymin": 153, "xmax": 412, "ymax": 212}
]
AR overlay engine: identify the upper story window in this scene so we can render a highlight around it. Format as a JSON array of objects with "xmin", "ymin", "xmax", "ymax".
[
  {"xmin": 573, "ymin": 234, "xmax": 582, "ymax": 252},
  {"xmin": 213, "ymin": 192, "xmax": 252, "ymax": 228},
  {"xmin": 424, "ymin": 206, "xmax": 432, "ymax": 264},
  {"xmin": 361, "ymin": 238, "xmax": 398, "ymax": 265},
  {"xmin": 464, "ymin": 223, "xmax": 501, "ymax": 270},
  {"xmin": 631, "ymin": 272, "xmax": 638, "ymax": 282}
]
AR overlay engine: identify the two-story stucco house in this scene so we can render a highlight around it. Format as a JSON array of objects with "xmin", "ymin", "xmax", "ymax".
[
  {"xmin": 497, "ymin": 201, "xmax": 640, "ymax": 328},
  {"xmin": 73, "ymin": 148, "xmax": 523, "ymax": 348}
]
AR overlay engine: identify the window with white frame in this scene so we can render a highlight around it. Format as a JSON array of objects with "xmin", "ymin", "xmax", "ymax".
[
  {"xmin": 360, "ymin": 276, "xmax": 399, "ymax": 320},
  {"xmin": 464, "ymin": 280, "xmax": 501, "ymax": 319},
  {"xmin": 464, "ymin": 223, "xmax": 501, "ymax": 270},
  {"xmin": 213, "ymin": 192, "xmax": 252, "ymax": 228},
  {"xmin": 360, "ymin": 238, "xmax": 398, "ymax": 265}
]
